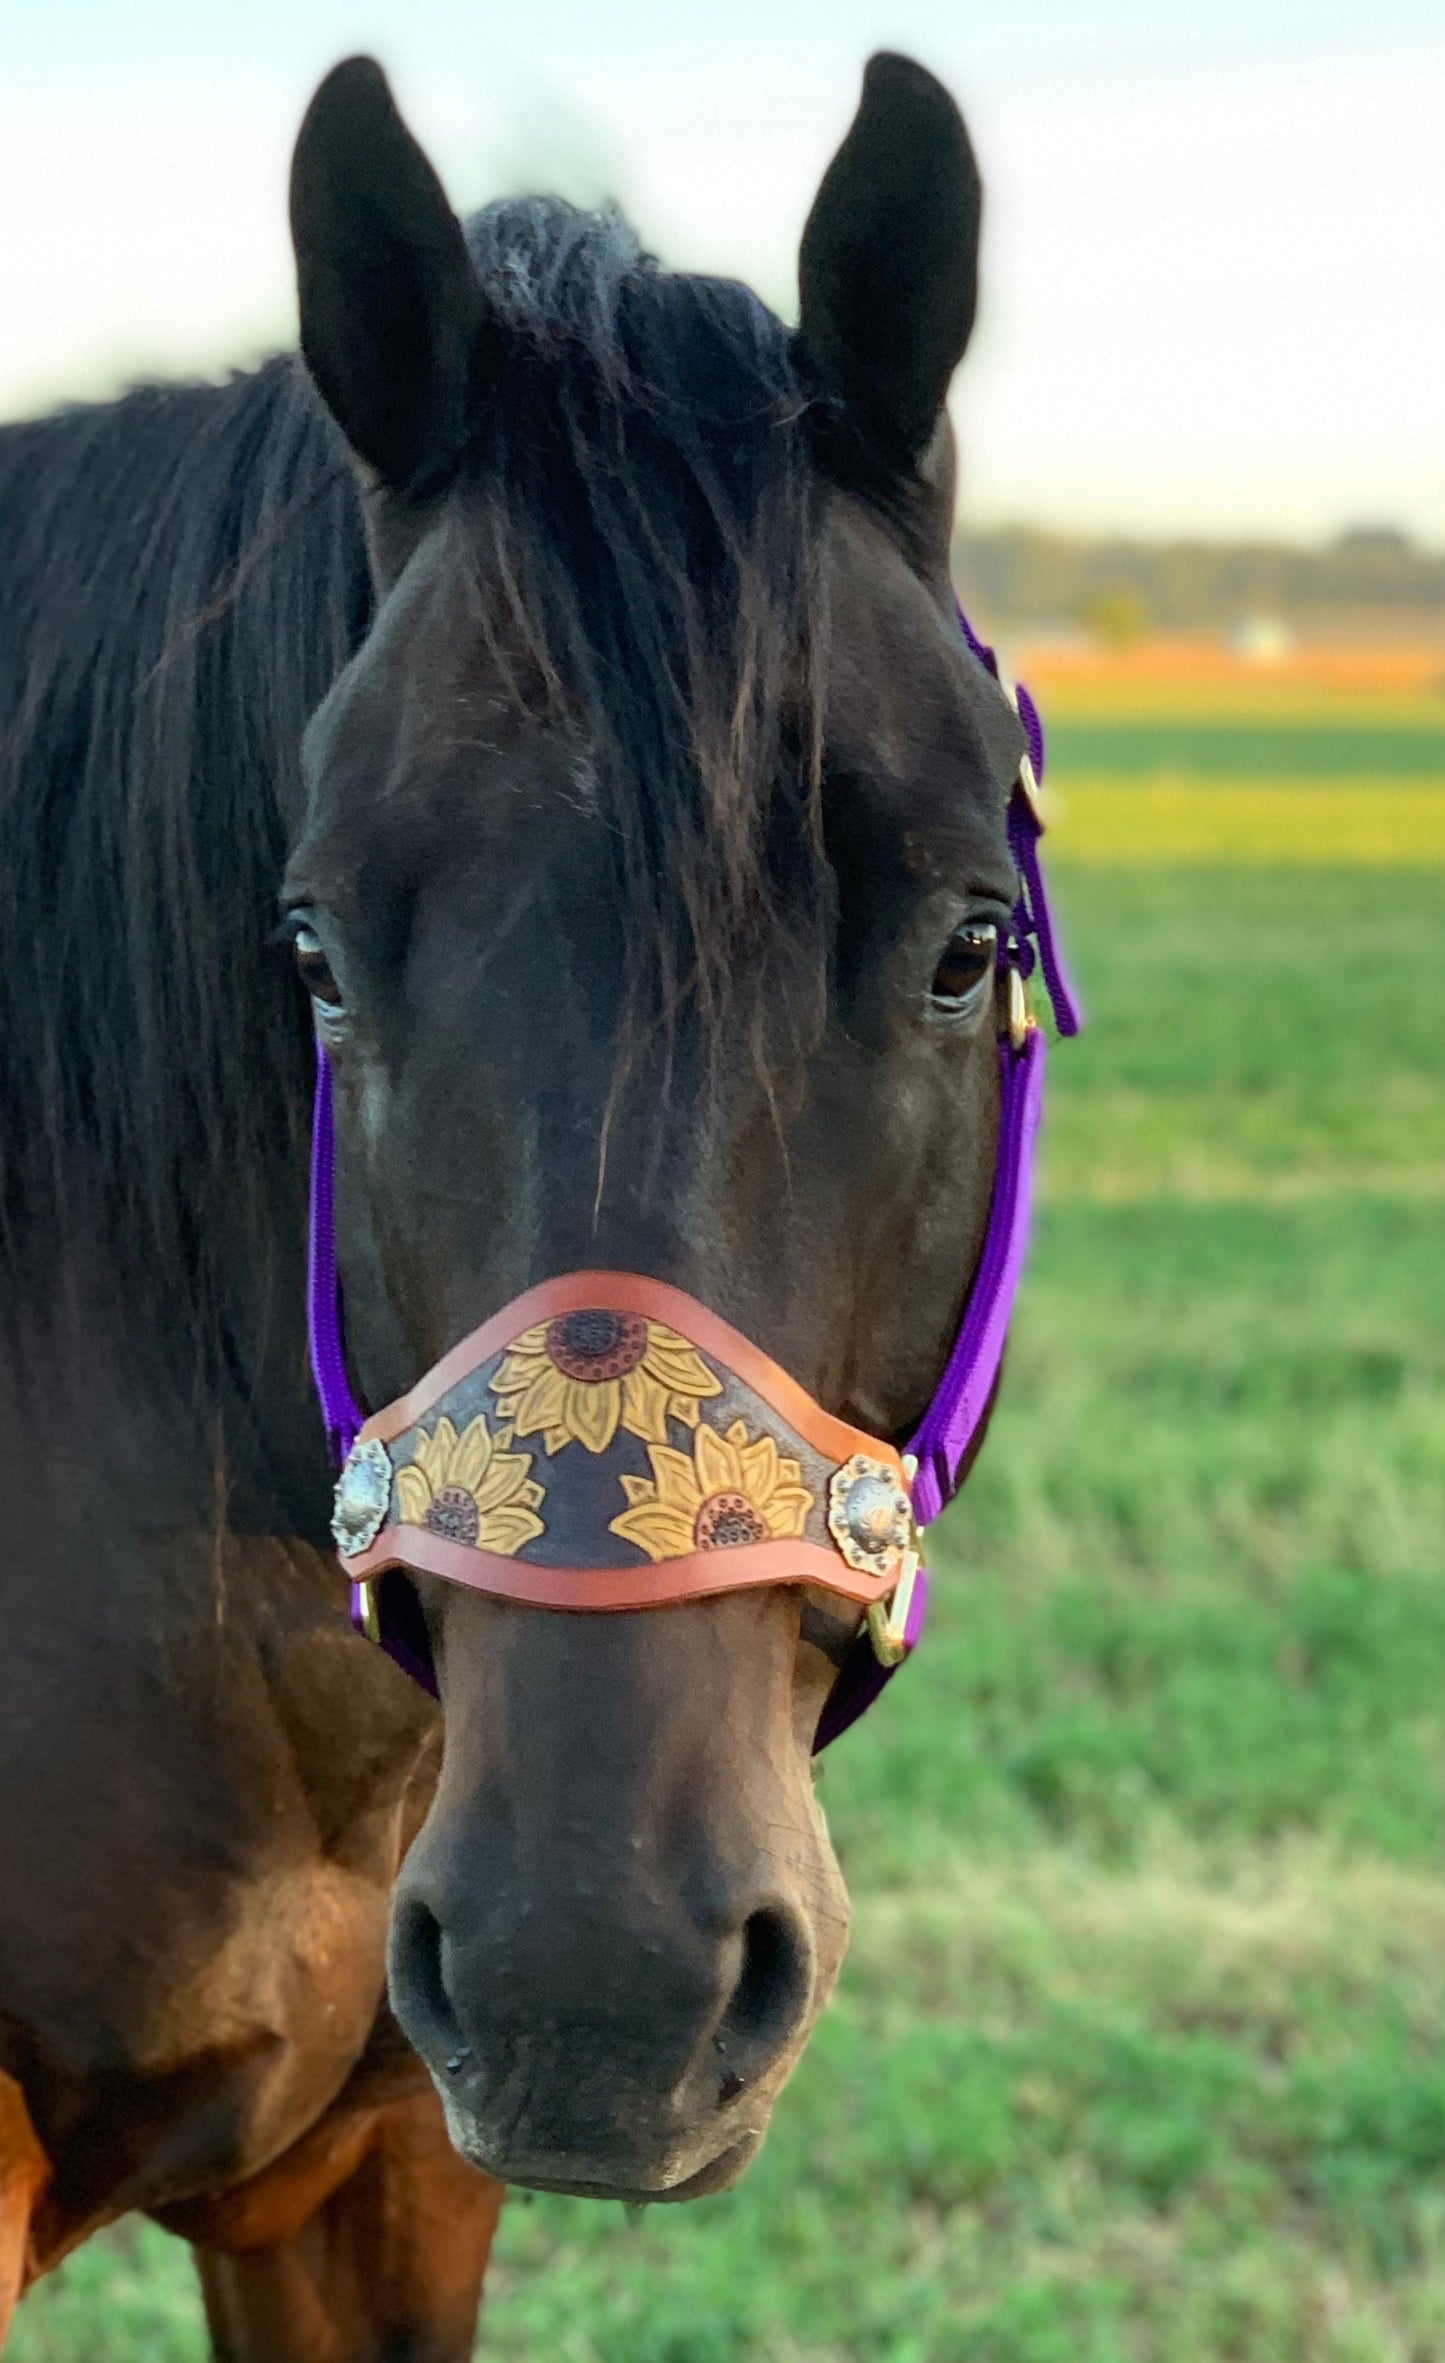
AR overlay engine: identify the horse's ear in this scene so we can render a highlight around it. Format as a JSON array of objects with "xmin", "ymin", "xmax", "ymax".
[
  {"xmin": 798, "ymin": 53, "xmax": 981, "ymax": 467},
  {"xmin": 290, "ymin": 57, "xmax": 497, "ymax": 490}
]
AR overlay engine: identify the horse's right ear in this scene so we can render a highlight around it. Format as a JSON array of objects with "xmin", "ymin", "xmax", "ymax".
[
  {"xmin": 798, "ymin": 53, "xmax": 981, "ymax": 472},
  {"xmin": 290, "ymin": 57, "xmax": 497, "ymax": 491}
]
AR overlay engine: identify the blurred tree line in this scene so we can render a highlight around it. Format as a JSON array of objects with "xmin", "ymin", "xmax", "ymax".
[{"xmin": 952, "ymin": 524, "xmax": 1445, "ymax": 639}]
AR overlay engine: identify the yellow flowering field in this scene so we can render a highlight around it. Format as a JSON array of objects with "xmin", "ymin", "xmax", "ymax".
[
  {"xmin": 1008, "ymin": 632, "xmax": 1445, "ymax": 865},
  {"xmin": 1044, "ymin": 779, "xmax": 1445, "ymax": 864}
]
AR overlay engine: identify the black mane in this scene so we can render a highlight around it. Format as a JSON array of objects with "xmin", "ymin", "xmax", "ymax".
[
  {"xmin": 0, "ymin": 198, "xmax": 827, "ymax": 1361},
  {"xmin": 0, "ymin": 356, "xmax": 368, "ymax": 1353}
]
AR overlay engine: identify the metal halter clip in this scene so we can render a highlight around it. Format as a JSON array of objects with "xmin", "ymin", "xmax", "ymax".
[
  {"xmin": 867, "ymin": 1550, "xmax": 919, "ymax": 1668},
  {"xmin": 354, "ymin": 1578, "xmax": 381, "ymax": 1645},
  {"xmin": 1005, "ymin": 965, "xmax": 1034, "ymax": 1053},
  {"xmin": 996, "ymin": 667, "xmax": 1046, "ymax": 832},
  {"xmin": 1016, "ymin": 749, "xmax": 1045, "ymax": 831}
]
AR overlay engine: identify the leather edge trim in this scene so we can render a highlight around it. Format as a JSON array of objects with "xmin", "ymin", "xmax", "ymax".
[{"xmin": 345, "ymin": 1527, "xmax": 894, "ymax": 1611}]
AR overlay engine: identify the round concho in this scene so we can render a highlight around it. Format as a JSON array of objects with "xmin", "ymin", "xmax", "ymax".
[
  {"xmin": 544, "ymin": 1309, "xmax": 648, "ymax": 1384},
  {"xmin": 694, "ymin": 1491, "xmax": 770, "ymax": 1551},
  {"xmin": 827, "ymin": 1454, "xmax": 914, "ymax": 1578},
  {"xmin": 331, "ymin": 1437, "xmax": 393, "ymax": 1558}
]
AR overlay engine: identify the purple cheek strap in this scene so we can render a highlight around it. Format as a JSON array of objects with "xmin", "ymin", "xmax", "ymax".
[
  {"xmin": 306, "ymin": 1052, "xmax": 363, "ymax": 1469},
  {"xmin": 305, "ymin": 605, "xmax": 1079, "ymax": 1744},
  {"xmin": 902, "ymin": 610, "xmax": 1081, "ymax": 1527}
]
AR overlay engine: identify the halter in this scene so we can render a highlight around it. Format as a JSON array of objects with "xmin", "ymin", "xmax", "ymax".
[{"xmin": 307, "ymin": 607, "xmax": 1079, "ymax": 1747}]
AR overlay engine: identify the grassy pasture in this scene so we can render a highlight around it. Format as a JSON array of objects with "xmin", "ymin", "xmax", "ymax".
[
  {"xmin": 1049, "ymin": 725, "xmax": 1445, "ymax": 777},
  {"xmin": 12, "ymin": 644, "xmax": 1445, "ymax": 2361}
]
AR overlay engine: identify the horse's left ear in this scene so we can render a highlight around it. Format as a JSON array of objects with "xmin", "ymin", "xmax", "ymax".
[
  {"xmin": 290, "ymin": 56, "xmax": 498, "ymax": 492},
  {"xmin": 798, "ymin": 53, "xmax": 981, "ymax": 468}
]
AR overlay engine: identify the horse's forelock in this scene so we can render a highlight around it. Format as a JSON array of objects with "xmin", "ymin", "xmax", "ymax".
[{"xmin": 449, "ymin": 200, "xmax": 832, "ymax": 1060}]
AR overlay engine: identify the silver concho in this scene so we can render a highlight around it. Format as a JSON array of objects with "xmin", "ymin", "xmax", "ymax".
[
  {"xmin": 827, "ymin": 1453, "xmax": 915, "ymax": 1578},
  {"xmin": 331, "ymin": 1437, "xmax": 393, "ymax": 1558}
]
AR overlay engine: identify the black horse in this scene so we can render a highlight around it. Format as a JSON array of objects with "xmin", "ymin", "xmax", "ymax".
[{"xmin": 0, "ymin": 51, "xmax": 1027, "ymax": 2359}]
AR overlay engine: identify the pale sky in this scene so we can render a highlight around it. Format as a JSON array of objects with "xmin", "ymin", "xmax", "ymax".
[{"xmin": 2, "ymin": 0, "xmax": 1441, "ymax": 541}]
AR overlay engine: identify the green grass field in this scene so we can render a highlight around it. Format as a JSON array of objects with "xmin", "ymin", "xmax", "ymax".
[
  {"xmin": 1048, "ymin": 721, "xmax": 1445, "ymax": 776},
  {"xmin": 13, "ymin": 680, "xmax": 1445, "ymax": 2361}
]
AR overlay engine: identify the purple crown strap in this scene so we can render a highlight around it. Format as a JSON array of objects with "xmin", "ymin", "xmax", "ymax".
[
  {"xmin": 905, "ymin": 1024, "xmax": 1046, "ymax": 1525},
  {"xmin": 1009, "ymin": 795, "xmax": 1080, "ymax": 1038},
  {"xmin": 956, "ymin": 600, "xmax": 1081, "ymax": 1037},
  {"xmin": 307, "ymin": 1045, "xmax": 365, "ymax": 1468}
]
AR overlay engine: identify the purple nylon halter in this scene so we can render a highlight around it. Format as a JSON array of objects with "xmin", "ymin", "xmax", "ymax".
[{"xmin": 307, "ymin": 605, "xmax": 1079, "ymax": 1744}]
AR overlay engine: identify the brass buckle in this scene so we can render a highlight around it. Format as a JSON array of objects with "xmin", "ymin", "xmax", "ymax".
[
  {"xmin": 996, "ymin": 667, "xmax": 1046, "ymax": 832},
  {"xmin": 354, "ymin": 1577, "xmax": 381, "ymax": 1645}
]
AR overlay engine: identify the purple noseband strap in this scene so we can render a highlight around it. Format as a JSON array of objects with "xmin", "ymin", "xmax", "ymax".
[{"xmin": 305, "ymin": 603, "xmax": 1078, "ymax": 1744}]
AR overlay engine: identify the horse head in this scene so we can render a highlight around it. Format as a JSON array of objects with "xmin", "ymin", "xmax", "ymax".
[{"xmin": 282, "ymin": 52, "xmax": 1026, "ymax": 2202}]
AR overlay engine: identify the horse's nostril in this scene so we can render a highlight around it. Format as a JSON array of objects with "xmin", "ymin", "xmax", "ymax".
[
  {"xmin": 713, "ymin": 1904, "xmax": 813, "ymax": 2096},
  {"xmin": 389, "ymin": 1891, "xmax": 468, "ymax": 2072}
]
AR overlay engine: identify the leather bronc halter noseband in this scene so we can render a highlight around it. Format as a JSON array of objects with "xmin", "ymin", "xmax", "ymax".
[{"xmin": 310, "ymin": 608, "xmax": 1080, "ymax": 1749}]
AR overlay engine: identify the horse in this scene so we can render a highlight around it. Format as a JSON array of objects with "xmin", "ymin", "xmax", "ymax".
[{"xmin": 0, "ymin": 49, "xmax": 1039, "ymax": 2360}]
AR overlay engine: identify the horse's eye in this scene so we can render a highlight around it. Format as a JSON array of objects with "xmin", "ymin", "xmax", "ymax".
[
  {"xmin": 293, "ymin": 926, "xmax": 343, "ymax": 1013},
  {"xmin": 930, "ymin": 923, "xmax": 997, "ymax": 1008}
]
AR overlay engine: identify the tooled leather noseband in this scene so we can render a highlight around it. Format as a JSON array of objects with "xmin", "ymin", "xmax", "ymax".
[{"xmin": 309, "ymin": 608, "xmax": 1079, "ymax": 1748}]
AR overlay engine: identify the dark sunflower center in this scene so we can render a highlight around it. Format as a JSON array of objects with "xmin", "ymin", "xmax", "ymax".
[
  {"xmin": 424, "ymin": 1485, "xmax": 480, "ymax": 1547},
  {"xmin": 545, "ymin": 1310, "xmax": 648, "ymax": 1384},
  {"xmin": 694, "ymin": 1492, "xmax": 769, "ymax": 1550}
]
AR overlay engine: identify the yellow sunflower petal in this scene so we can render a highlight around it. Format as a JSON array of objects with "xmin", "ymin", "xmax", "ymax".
[
  {"xmin": 609, "ymin": 1500, "xmax": 698, "ymax": 1562},
  {"xmin": 507, "ymin": 1366, "xmax": 568, "ymax": 1440},
  {"xmin": 489, "ymin": 1332, "xmax": 552, "ymax": 1400},
  {"xmin": 473, "ymin": 1445, "xmax": 535, "ymax": 1515},
  {"xmin": 394, "ymin": 1465, "xmax": 431, "ymax": 1526},
  {"xmin": 477, "ymin": 1502, "xmax": 546, "ymax": 1557},
  {"xmin": 738, "ymin": 1432, "xmax": 782, "ymax": 1505},
  {"xmin": 620, "ymin": 1366, "xmax": 672, "ymax": 1446},
  {"xmin": 520, "ymin": 1479, "xmax": 546, "ymax": 1511},
  {"xmin": 695, "ymin": 1422, "xmax": 743, "ymax": 1498},
  {"xmin": 617, "ymin": 1471, "xmax": 655, "ymax": 1507},
  {"xmin": 641, "ymin": 1330, "xmax": 722, "ymax": 1398},
  {"xmin": 670, "ymin": 1393, "xmax": 702, "ymax": 1429},
  {"xmin": 648, "ymin": 1444, "xmax": 705, "ymax": 1517},
  {"xmin": 414, "ymin": 1417, "xmax": 457, "ymax": 1488},
  {"xmin": 543, "ymin": 1426, "xmax": 572, "ymax": 1455},
  {"xmin": 449, "ymin": 1416, "xmax": 494, "ymax": 1496},
  {"xmin": 565, "ymin": 1376, "xmax": 621, "ymax": 1455},
  {"xmin": 762, "ymin": 1485, "xmax": 813, "ymax": 1539}
]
